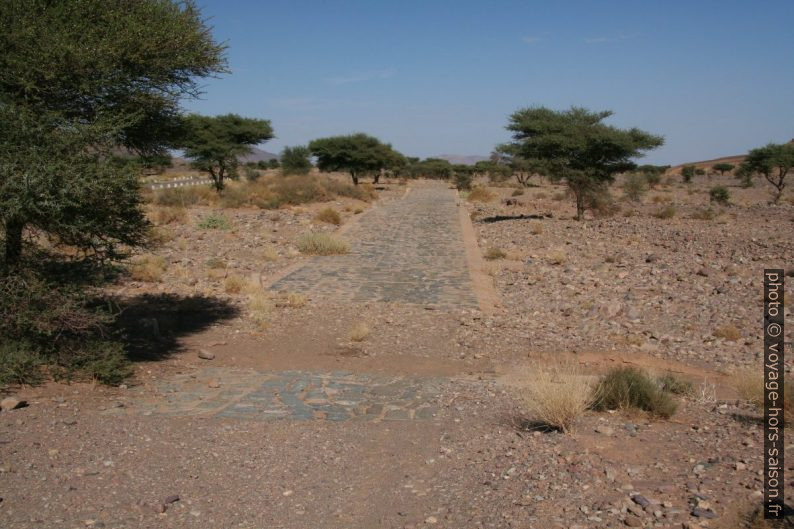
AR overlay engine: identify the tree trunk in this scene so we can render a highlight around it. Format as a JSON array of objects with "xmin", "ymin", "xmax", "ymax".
[
  {"xmin": 351, "ymin": 172, "xmax": 359, "ymax": 186},
  {"xmin": 3, "ymin": 216, "xmax": 24, "ymax": 270},
  {"xmin": 575, "ymin": 191, "xmax": 585, "ymax": 221}
]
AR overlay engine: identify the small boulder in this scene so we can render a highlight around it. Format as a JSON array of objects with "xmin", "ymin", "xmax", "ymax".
[
  {"xmin": 197, "ymin": 350, "xmax": 215, "ymax": 360},
  {"xmin": 0, "ymin": 397, "xmax": 26, "ymax": 411}
]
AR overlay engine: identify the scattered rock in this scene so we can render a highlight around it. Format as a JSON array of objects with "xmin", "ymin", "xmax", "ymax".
[
  {"xmin": 0, "ymin": 397, "xmax": 26, "ymax": 411},
  {"xmin": 197, "ymin": 350, "xmax": 215, "ymax": 360},
  {"xmin": 595, "ymin": 425, "xmax": 614, "ymax": 436},
  {"xmin": 163, "ymin": 494, "xmax": 180, "ymax": 504},
  {"xmin": 207, "ymin": 379, "xmax": 221, "ymax": 389},
  {"xmin": 624, "ymin": 514, "xmax": 643, "ymax": 527}
]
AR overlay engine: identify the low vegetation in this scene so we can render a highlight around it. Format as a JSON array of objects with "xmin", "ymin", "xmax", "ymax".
[
  {"xmin": 709, "ymin": 185, "xmax": 730, "ymax": 205},
  {"xmin": 349, "ymin": 322, "xmax": 370, "ymax": 342},
  {"xmin": 592, "ymin": 367, "xmax": 678, "ymax": 418},
  {"xmin": 297, "ymin": 233, "xmax": 351, "ymax": 255},
  {"xmin": 484, "ymin": 247, "xmax": 507, "ymax": 260},
  {"xmin": 466, "ymin": 187, "xmax": 496, "ymax": 202},
  {"xmin": 653, "ymin": 204, "xmax": 677, "ymax": 219},
  {"xmin": 147, "ymin": 174, "xmax": 376, "ymax": 212},
  {"xmin": 519, "ymin": 362, "xmax": 594, "ymax": 432},
  {"xmin": 314, "ymin": 207, "xmax": 342, "ymax": 225},
  {"xmin": 622, "ymin": 173, "xmax": 648, "ymax": 202},
  {"xmin": 130, "ymin": 254, "xmax": 167, "ymax": 282},
  {"xmin": 197, "ymin": 214, "xmax": 232, "ymax": 230}
]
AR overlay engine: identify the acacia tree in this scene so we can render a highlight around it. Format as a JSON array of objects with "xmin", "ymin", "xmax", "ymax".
[
  {"xmin": 0, "ymin": 0, "xmax": 227, "ymax": 271},
  {"xmin": 712, "ymin": 162, "xmax": 735, "ymax": 176},
  {"xmin": 498, "ymin": 106, "xmax": 663, "ymax": 220},
  {"xmin": 309, "ymin": 133, "xmax": 403, "ymax": 185},
  {"xmin": 280, "ymin": 146, "xmax": 313, "ymax": 175},
  {"xmin": 181, "ymin": 114, "xmax": 273, "ymax": 190},
  {"xmin": 738, "ymin": 143, "xmax": 794, "ymax": 203},
  {"xmin": 681, "ymin": 165, "xmax": 696, "ymax": 183}
]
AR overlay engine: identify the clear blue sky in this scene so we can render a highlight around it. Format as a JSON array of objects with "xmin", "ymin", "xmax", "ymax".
[{"xmin": 185, "ymin": 0, "xmax": 794, "ymax": 165}]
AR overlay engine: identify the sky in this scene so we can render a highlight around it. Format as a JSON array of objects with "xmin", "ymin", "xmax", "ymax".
[{"xmin": 184, "ymin": 0, "xmax": 794, "ymax": 165}]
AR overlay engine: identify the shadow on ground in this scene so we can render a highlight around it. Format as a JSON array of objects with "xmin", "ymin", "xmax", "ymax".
[
  {"xmin": 478, "ymin": 213, "xmax": 549, "ymax": 223},
  {"xmin": 112, "ymin": 293, "xmax": 239, "ymax": 361}
]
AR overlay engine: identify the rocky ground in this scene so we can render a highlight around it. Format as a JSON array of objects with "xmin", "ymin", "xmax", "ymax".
[
  {"xmin": 470, "ymin": 173, "xmax": 794, "ymax": 374},
  {"xmin": 0, "ymin": 174, "xmax": 791, "ymax": 529}
]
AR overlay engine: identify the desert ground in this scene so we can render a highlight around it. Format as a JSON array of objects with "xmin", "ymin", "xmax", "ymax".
[{"xmin": 1, "ymin": 171, "xmax": 792, "ymax": 529}]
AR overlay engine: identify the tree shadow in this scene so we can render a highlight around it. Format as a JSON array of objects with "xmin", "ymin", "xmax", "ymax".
[
  {"xmin": 478, "ymin": 213, "xmax": 549, "ymax": 224},
  {"xmin": 112, "ymin": 293, "xmax": 240, "ymax": 361}
]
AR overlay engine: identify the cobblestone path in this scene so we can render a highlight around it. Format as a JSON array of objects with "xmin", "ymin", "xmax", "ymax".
[
  {"xmin": 271, "ymin": 186, "xmax": 479, "ymax": 310},
  {"xmin": 112, "ymin": 369, "xmax": 445, "ymax": 422}
]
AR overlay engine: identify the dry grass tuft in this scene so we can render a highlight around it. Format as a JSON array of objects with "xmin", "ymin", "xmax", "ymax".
[
  {"xmin": 314, "ymin": 207, "xmax": 342, "ymax": 225},
  {"xmin": 653, "ymin": 205, "xmax": 677, "ymax": 219},
  {"xmin": 529, "ymin": 221, "xmax": 544, "ymax": 235},
  {"xmin": 224, "ymin": 275, "xmax": 247, "ymax": 294},
  {"xmin": 484, "ymin": 247, "xmax": 507, "ymax": 260},
  {"xmin": 297, "ymin": 233, "xmax": 350, "ymax": 255},
  {"xmin": 130, "ymin": 254, "xmax": 167, "ymax": 282},
  {"xmin": 466, "ymin": 187, "xmax": 496, "ymax": 203},
  {"xmin": 518, "ymin": 361, "xmax": 594, "ymax": 432},
  {"xmin": 349, "ymin": 322, "xmax": 370, "ymax": 342},
  {"xmin": 728, "ymin": 368, "xmax": 763, "ymax": 406},
  {"xmin": 546, "ymin": 248, "xmax": 567, "ymax": 265},
  {"xmin": 261, "ymin": 246, "xmax": 279, "ymax": 262},
  {"xmin": 273, "ymin": 291, "xmax": 308, "ymax": 308},
  {"xmin": 713, "ymin": 324, "xmax": 741, "ymax": 341},
  {"xmin": 247, "ymin": 292, "xmax": 273, "ymax": 328},
  {"xmin": 151, "ymin": 206, "xmax": 187, "ymax": 225}
]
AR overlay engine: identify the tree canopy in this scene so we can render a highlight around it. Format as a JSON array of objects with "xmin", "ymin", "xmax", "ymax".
[
  {"xmin": 712, "ymin": 162, "xmax": 735, "ymax": 176},
  {"xmin": 738, "ymin": 143, "xmax": 794, "ymax": 203},
  {"xmin": 0, "ymin": 0, "xmax": 227, "ymax": 270},
  {"xmin": 181, "ymin": 114, "xmax": 274, "ymax": 190},
  {"xmin": 309, "ymin": 133, "xmax": 403, "ymax": 185},
  {"xmin": 498, "ymin": 106, "xmax": 663, "ymax": 219},
  {"xmin": 0, "ymin": 0, "xmax": 227, "ymax": 382},
  {"xmin": 280, "ymin": 146, "xmax": 313, "ymax": 175}
]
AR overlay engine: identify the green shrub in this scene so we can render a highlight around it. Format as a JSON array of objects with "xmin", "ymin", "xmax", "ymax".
[
  {"xmin": 244, "ymin": 166, "xmax": 261, "ymax": 181},
  {"xmin": 454, "ymin": 171, "xmax": 473, "ymax": 191},
  {"xmin": 657, "ymin": 372, "xmax": 694, "ymax": 396},
  {"xmin": 197, "ymin": 214, "xmax": 231, "ymax": 230},
  {"xmin": 681, "ymin": 165, "xmax": 696, "ymax": 183},
  {"xmin": 623, "ymin": 173, "xmax": 648, "ymax": 202},
  {"xmin": 0, "ymin": 342, "xmax": 44, "ymax": 386},
  {"xmin": 644, "ymin": 172, "xmax": 661, "ymax": 188},
  {"xmin": 0, "ymin": 272, "xmax": 131, "ymax": 387},
  {"xmin": 592, "ymin": 367, "xmax": 678, "ymax": 418},
  {"xmin": 709, "ymin": 186, "xmax": 730, "ymax": 205}
]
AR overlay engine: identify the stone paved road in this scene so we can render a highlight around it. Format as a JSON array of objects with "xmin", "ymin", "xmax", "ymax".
[
  {"xmin": 109, "ymin": 368, "xmax": 445, "ymax": 422},
  {"xmin": 271, "ymin": 185, "xmax": 479, "ymax": 310}
]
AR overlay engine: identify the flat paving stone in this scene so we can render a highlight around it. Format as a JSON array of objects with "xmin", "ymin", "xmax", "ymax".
[{"xmin": 271, "ymin": 186, "xmax": 479, "ymax": 309}]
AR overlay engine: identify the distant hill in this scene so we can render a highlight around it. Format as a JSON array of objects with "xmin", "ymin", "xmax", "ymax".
[
  {"xmin": 434, "ymin": 154, "xmax": 489, "ymax": 166},
  {"xmin": 239, "ymin": 146, "xmax": 279, "ymax": 163},
  {"xmin": 670, "ymin": 139, "xmax": 794, "ymax": 172},
  {"xmin": 669, "ymin": 154, "xmax": 747, "ymax": 173}
]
